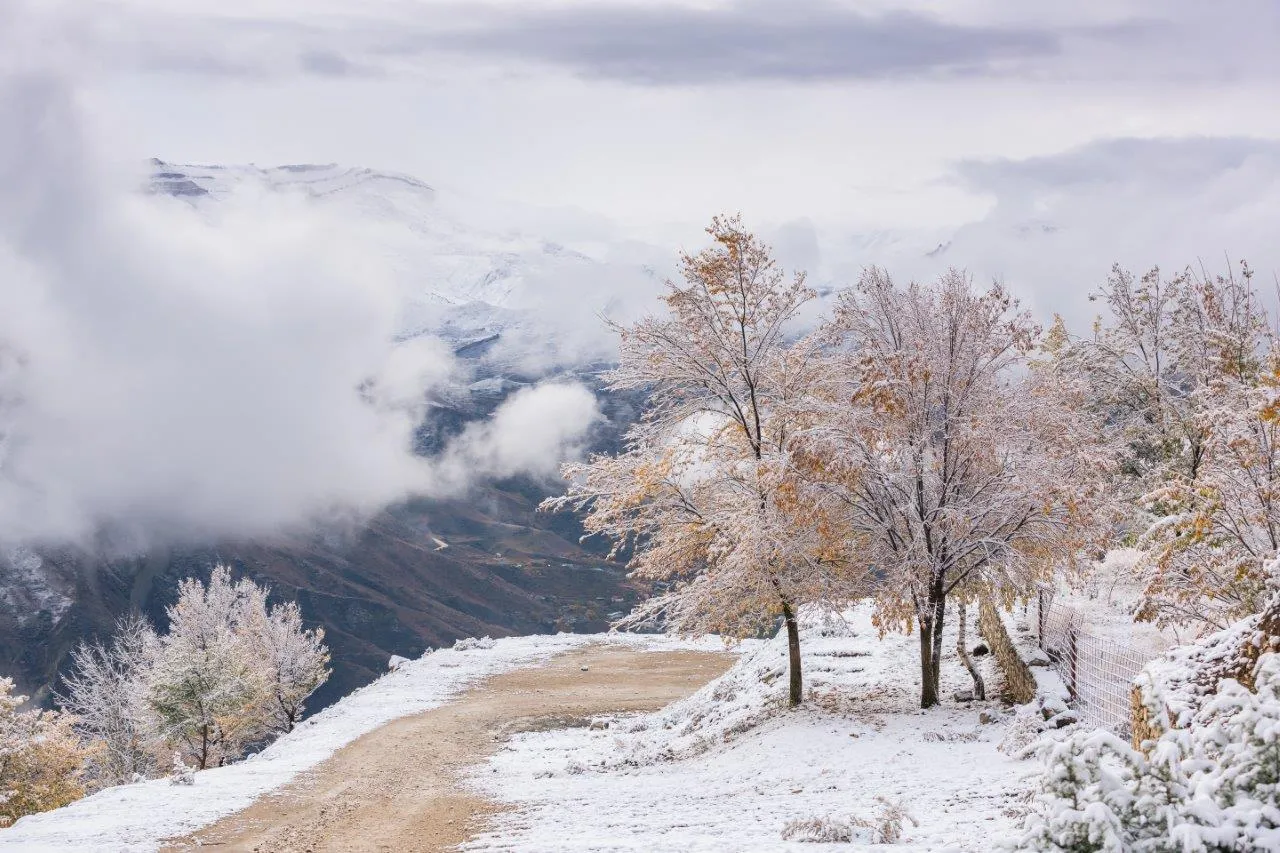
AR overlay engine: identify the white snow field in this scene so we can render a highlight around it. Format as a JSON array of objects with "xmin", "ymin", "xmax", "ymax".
[
  {"xmin": 0, "ymin": 632, "xmax": 731, "ymax": 852},
  {"xmin": 465, "ymin": 604, "xmax": 1038, "ymax": 852}
]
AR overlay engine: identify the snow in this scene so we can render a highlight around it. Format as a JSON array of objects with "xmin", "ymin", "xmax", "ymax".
[
  {"xmin": 463, "ymin": 605, "xmax": 1039, "ymax": 852},
  {"xmin": 144, "ymin": 161, "xmax": 665, "ymax": 372},
  {"xmin": 0, "ymin": 632, "xmax": 728, "ymax": 852}
]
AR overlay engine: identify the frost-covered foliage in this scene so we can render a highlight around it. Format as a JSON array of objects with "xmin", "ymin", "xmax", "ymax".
[
  {"xmin": 63, "ymin": 565, "xmax": 329, "ymax": 778},
  {"xmin": 1020, "ymin": 652, "xmax": 1280, "ymax": 852},
  {"xmin": 1065, "ymin": 262, "xmax": 1279, "ymax": 632},
  {"xmin": 1134, "ymin": 587, "xmax": 1280, "ymax": 735},
  {"xmin": 246, "ymin": 597, "xmax": 332, "ymax": 733},
  {"xmin": 781, "ymin": 798, "xmax": 916, "ymax": 844},
  {"xmin": 0, "ymin": 677, "xmax": 93, "ymax": 826},
  {"xmin": 149, "ymin": 567, "xmax": 277, "ymax": 769},
  {"xmin": 545, "ymin": 217, "xmax": 861, "ymax": 706},
  {"xmin": 60, "ymin": 614, "xmax": 162, "ymax": 787},
  {"xmin": 149, "ymin": 566, "xmax": 330, "ymax": 768},
  {"xmin": 453, "ymin": 636, "xmax": 496, "ymax": 651},
  {"xmin": 798, "ymin": 270, "xmax": 1115, "ymax": 708}
]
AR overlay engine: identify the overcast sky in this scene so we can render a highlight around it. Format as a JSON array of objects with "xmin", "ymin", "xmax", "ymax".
[
  {"xmin": 40, "ymin": 2, "xmax": 1266, "ymax": 223},
  {"xmin": 2, "ymin": 0, "xmax": 1279, "ymax": 547},
  {"xmin": 38, "ymin": 0, "xmax": 1275, "ymax": 315}
]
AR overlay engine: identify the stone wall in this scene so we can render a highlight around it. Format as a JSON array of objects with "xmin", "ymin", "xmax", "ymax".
[{"xmin": 978, "ymin": 598, "xmax": 1037, "ymax": 704}]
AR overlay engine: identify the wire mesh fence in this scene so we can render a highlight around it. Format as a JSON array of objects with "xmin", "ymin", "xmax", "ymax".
[{"xmin": 1034, "ymin": 589, "xmax": 1165, "ymax": 736}]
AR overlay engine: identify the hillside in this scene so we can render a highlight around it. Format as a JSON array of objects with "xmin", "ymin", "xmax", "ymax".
[{"xmin": 0, "ymin": 161, "xmax": 656, "ymax": 710}]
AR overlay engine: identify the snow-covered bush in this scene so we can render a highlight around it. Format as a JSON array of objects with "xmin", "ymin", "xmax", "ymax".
[
  {"xmin": 1133, "ymin": 586, "xmax": 1280, "ymax": 740},
  {"xmin": 454, "ymin": 636, "xmax": 496, "ymax": 651},
  {"xmin": 167, "ymin": 752, "xmax": 195, "ymax": 787},
  {"xmin": 782, "ymin": 815, "xmax": 876, "ymax": 844},
  {"xmin": 782, "ymin": 799, "xmax": 916, "ymax": 844},
  {"xmin": 1019, "ymin": 652, "xmax": 1280, "ymax": 851},
  {"xmin": 0, "ymin": 678, "xmax": 93, "ymax": 826}
]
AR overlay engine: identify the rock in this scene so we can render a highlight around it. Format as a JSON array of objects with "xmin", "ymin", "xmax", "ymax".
[
  {"xmin": 978, "ymin": 710, "xmax": 1000, "ymax": 724},
  {"xmin": 580, "ymin": 665, "xmax": 590, "ymax": 671},
  {"xmin": 952, "ymin": 689, "xmax": 975, "ymax": 702},
  {"xmin": 1048, "ymin": 710, "xmax": 1079, "ymax": 729},
  {"xmin": 387, "ymin": 654, "xmax": 410, "ymax": 671},
  {"xmin": 1028, "ymin": 649, "xmax": 1051, "ymax": 667},
  {"xmin": 971, "ymin": 643, "xmax": 990, "ymax": 657}
]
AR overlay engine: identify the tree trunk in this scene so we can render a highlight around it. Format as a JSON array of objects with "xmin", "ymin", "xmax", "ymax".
[
  {"xmin": 198, "ymin": 724, "xmax": 210, "ymax": 770},
  {"xmin": 956, "ymin": 600, "xmax": 985, "ymax": 701},
  {"xmin": 781, "ymin": 600, "xmax": 803, "ymax": 706},
  {"xmin": 919, "ymin": 613, "xmax": 936, "ymax": 708},
  {"xmin": 918, "ymin": 581, "xmax": 947, "ymax": 708}
]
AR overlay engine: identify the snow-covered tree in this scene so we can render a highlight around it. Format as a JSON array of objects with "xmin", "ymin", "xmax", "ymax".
[
  {"xmin": 60, "ymin": 614, "xmax": 162, "ymax": 787},
  {"xmin": 64, "ymin": 565, "xmax": 330, "ymax": 778},
  {"xmin": 0, "ymin": 678, "xmax": 92, "ymax": 826},
  {"xmin": 799, "ymin": 269, "xmax": 1114, "ymax": 707},
  {"xmin": 148, "ymin": 566, "xmax": 268, "ymax": 769},
  {"xmin": 546, "ymin": 217, "xmax": 863, "ymax": 706},
  {"xmin": 244, "ymin": 598, "xmax": 330, "ymax": 734},
  {"xmin": 1066, "ymin": 262, "xmax": 1278, "ymax": 631}
]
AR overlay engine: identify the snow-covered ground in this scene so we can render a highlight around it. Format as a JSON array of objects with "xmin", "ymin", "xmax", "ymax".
[
  {"xmin": 0, "ymin": 632, "xmax": 729, "ymax": 853},
  {"xmin": 464, "ymin": 605, "xmax": 1039, "ymax": 852},
  {"xmin": 4, "ymin": 606, "xmax": 1051, "ymax": 852}
]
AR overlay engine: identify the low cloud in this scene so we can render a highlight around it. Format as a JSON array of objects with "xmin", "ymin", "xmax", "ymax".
[
  {"xmin": 0, "ymin": 65, "xmax": 601, "ymax": 549},
  {"xmin": 806, "ymin": 136, "xmax": 1280, "ymax": 331},
  {"xmin": 428, "ymin": 383, "xmax": 602, "ymax": 493}
]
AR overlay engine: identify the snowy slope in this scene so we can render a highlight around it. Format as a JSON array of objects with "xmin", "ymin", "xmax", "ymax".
[
  {"xmin": 465, "ymin": 605, "xmax": 1037, "ymax": 852},
  {"xmin": 0, "ymin": 632, "xmax": 732, "ymax": 853}
]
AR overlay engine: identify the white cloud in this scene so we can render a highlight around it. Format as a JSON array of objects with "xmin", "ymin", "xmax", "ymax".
[
  {"xmin": 0, "ymin": 61, "xmax": 602, "ymax": 549},
  {"xmin": 428, "ymin": 383, "xmax": 602, "ymax": 492}
]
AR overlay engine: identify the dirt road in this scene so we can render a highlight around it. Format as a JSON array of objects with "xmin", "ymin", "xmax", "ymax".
[{"xmin": 163, "ymin": 645, "xmax": 733, "ymax": 853}]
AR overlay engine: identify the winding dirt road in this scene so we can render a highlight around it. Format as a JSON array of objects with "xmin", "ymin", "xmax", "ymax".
[{"xmin": 163, "ymin": 645, "xmax": 733, "ymax": 853}]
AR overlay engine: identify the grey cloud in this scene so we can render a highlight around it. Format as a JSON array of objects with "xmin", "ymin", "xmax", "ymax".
[
  {"xmin": 299, "ymin": 49, "xmax": 355, "ymax": 77},
  {"xmin": 954, "ymin": 137, "xmax": 1280, "ymax": 194},
  {"xmin": 423, "ymin": 3, "xmax": 1062, "ymax": 84},
  {"xmin": 30, "ymin": 1, "xmax": 1280, "ymax": 87},
  {"xmin": 932, "ymin": 136, "xmax": 1280, "ymax": 329}
]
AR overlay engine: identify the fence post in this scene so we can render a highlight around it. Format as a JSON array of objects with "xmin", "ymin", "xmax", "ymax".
[
  {"xmin": 1038, "ymin": 588, "xmax": 1046, "ymax": 649},
  {"xmin": 1068, "ymin": 624, "xmax": 1079, "ymax": 700}
]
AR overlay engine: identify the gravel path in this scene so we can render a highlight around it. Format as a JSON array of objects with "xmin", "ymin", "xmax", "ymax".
[{"xmin": 162, "ymin": 646, "xmax": 734, "ymax": 853}]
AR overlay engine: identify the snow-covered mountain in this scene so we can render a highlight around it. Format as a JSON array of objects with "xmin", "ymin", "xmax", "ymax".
[{"xmin": 146, "ymin": 160, "xmax": 666, "ymax": 373}]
